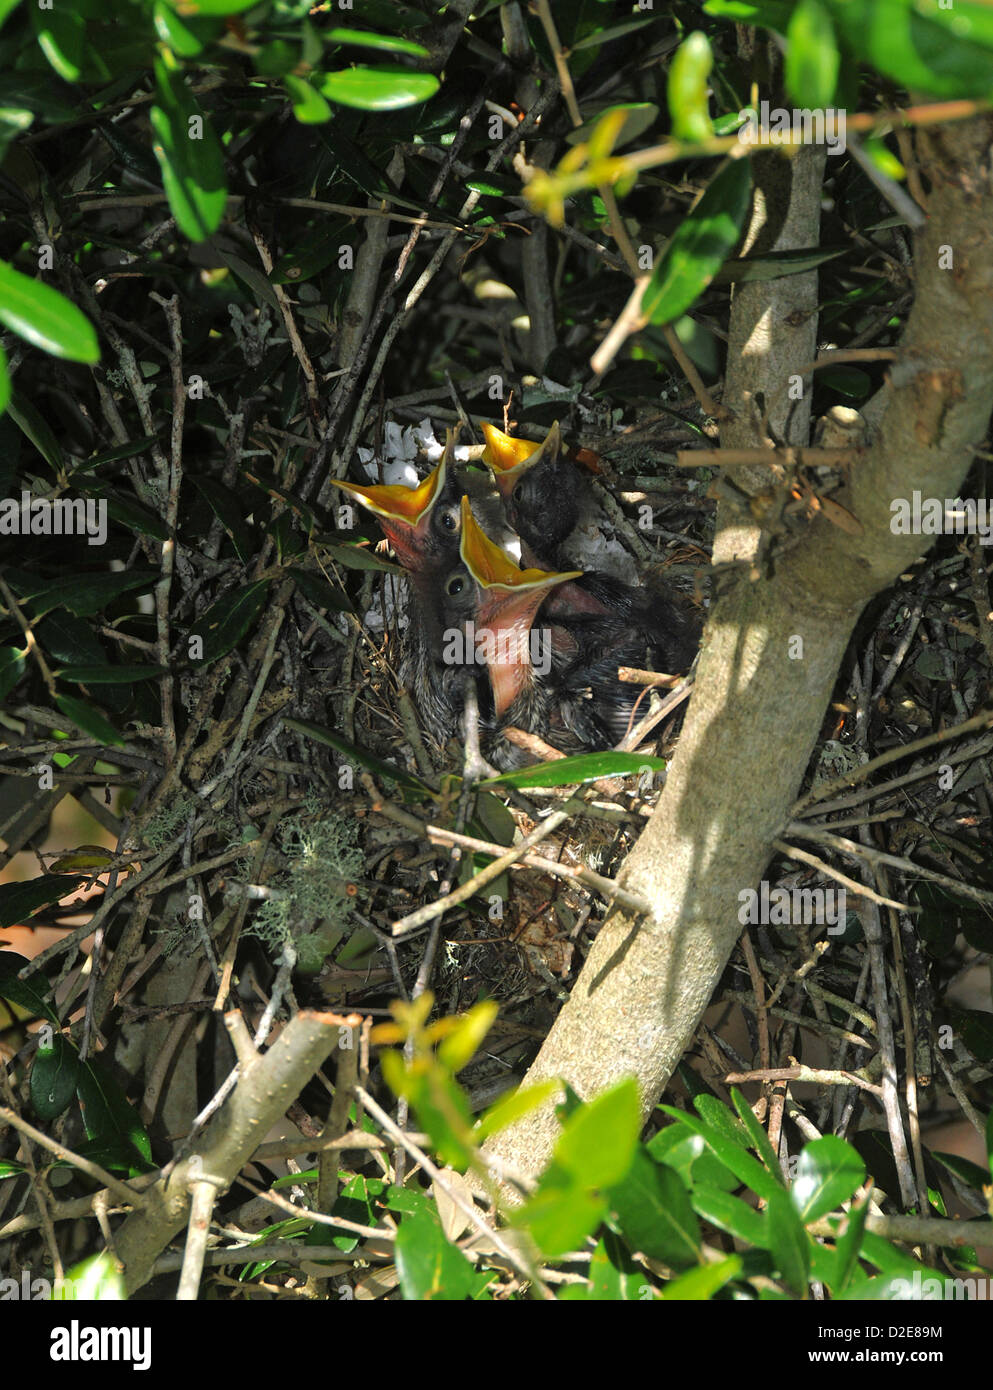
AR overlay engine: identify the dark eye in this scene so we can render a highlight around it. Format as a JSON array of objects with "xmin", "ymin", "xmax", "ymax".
[
  {"xmin": 446, "ymin": 574, "xmax": 466, "ymax": 597},
  {"xmin": 438, "ymin": 508, "xmax": 459, "ymax": 532},
  {"xmin": 512, "ymin": 482, "xmax": 525, "ymax": 502}
]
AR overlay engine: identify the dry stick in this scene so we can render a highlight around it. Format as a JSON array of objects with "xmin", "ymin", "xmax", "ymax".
[
  {"xmin": 723, "ymin": 1067, "xmax": 882, "ymax": 1095},
  {"xmin": 856, "ymin": 828, "xmax": 917, "ymax": 1211},
  {"xmin": 771, "ymin": 839, "xmax": 908, "ymax": 910},
  {"xmin": 934, "ymin": 1048, "xmax": 989, "ymax": 1140},
  {"xmin": 808, "ymin": 1211, "xmax": 993, "ymax": 1251},
  {"xmin": 617, "ymin": 673, "xmax": 694, "ymax": 751},
  {"xmin": 802, "ymin": 733, "xmax": 993, "ymax": 819},
  {"xmin": 784, "ymin": 821, "xmax": 993, "ymax": 909},
  {"xmin": 354, "ymin": 1085, "xmax": 552, "ymax": 1297},
  {"xmin": 792, "ymin": 705, "xmax": 993, "ymax": 813},
  {"xmin": 250, "ymin": 227, "xmax": 323, "ymax": 433},
  {"xmin": 149, "ymin": 292, "xmax": 185, "ymax": 763},
  {"xmin": 426, "ymin": 823, "xmax": 652, "ymax": 917},
  {"xmin": 176, "ymin": 1177, "xmax": 223, "ymax": 1302},
  {"xmin": 0, "ymin": 1071, "xmax": 63, "ymax": 1281}
]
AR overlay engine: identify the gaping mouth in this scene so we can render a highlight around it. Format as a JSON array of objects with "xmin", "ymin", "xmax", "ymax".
[
  {"xmin": 458, "ymin": 494, "xmax": 579, "ymax": 714},
  {"xmin": 480, "ymin": 420, "xmax": 561, "ymax": 500},
  {"xmin": 329, "ymin": 439, "xmax": 453, "ymax": 563}
]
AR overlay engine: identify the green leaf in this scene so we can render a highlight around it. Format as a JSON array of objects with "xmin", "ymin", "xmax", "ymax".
[
  {"xmin": 6, "ymin": 390, "xmax": 64, "ymax": 471},
  {"xmin": 152, "ymin": 1, "xmax": 220, "ymax": 56},
  {"xmin": 54, "ymin": 693, "xmax": 126, "ymax": 747},
  {"xmin": 588, "ymin": 1230, "xmax": 650, "ymax": 1300},
  {"xmin": 475, "ymin": 1079, "xmax": 562, "ymax": 1143},
  {"xmin": 566, "ymin": 102, "xmax": 659, "ymax": 149},
  {"xmin": 657, "ymin": 1105, "xmax": 783, "ymax": 1201},
  {"xmin": 191, "ymin": 579, "xmax": 270, "ymax": 664},
  {"xmin": 730, "ymin": 1088, "xmax": 786, "ymax": 1179},
  {"xmin": 554, "ymin": 1078, "xmax": 641, "ymax": 1189},
  {"xmin": 76, "ymin": 1056, "xmax": 152, "ymax": 1165},
  {"xmin": 56, "ymin": 1251, "xmax": 126, "ymax": 1301},
  {"xmin": 283, "ymin": 717, "xmax": 431, "ymax": 797},
  {"xmin": 608, "ymin": 1150, "xmax": 701, "ymax": 1268},
  {"xmin": 395, "ymin": 1206, "xmax": 476, "ymax": 1300},
  {"xmin": 283, "ymin": 75, "xmax": 333, "ymax": 125},
  {"xmin": 324, "ymin": 1174, "xmax": 388, "ymax": 1254},
  {"xmin": 0, "ymin": 644, "xmax": 27, "ymax": 701},
  {"xmin": 325, "ymin": 27, "xmax": 429, "ymax": 57},
  {"xmin": 437, "ymin": 1000, "xmax": 498, "ymax": 1075},
  {"xmin": 31, "ymin": 1033, "xmax": 80, "ymax": 1121},
  {"xmin": 0, "ymin": 260, "xmax": 99, "ymax": 363},
  {"xmin": 714, "ymin": 245, "xmax": 846, "ymax": 284},
  {"xmin": 516, "ymin": 1182, "xmax": 607, "ymax": 1259},
  {"xmin": 0, "ymin": 1159, "xmax": 28, "ymax": 1180},
  {"xmin": 642, "ymin": 159, "xmax": 752, "ymax": 325},
  {"xmin": 317, "ymin": 66, "xmax": 439, "ymax": 112},
  {"xmin": 833, "ymin": 1195, "xmax": 869, "ymax": 1292},
  {"xmin": 45, "ymin": 569, "xmax": 159, "ymax": 620},
  {"xmin": 703, "ymin": 0, "xmax": 793, "ymax": 27},
  {"xmin": 791, "ymin": 1136, "xmax": 866, "ymax": 1223},
  {"xmin": 667, "ymin": 32, "xmax": 714, "ymax": 143},
  {"xmin": 765, "ymin": 1189, "xmax": 811, "ymax": 1294},
  {"xmin": 929, "ymin": 1149, "xmax": 991, "ymax": 1190},
  {"xmin": 189, "ymin": 475, "xmax": 256, "ymax": 561},
  {"xmin": 481, "ymin": 750, "xmax": 666, "ymax": 789},
  {"xmin": 692, "ymin": 1186, "xmax": 766, "ymax": 1246},
  {"xmin": 30, "ymin": 1, "xmax": 85, "ymax": 82},
  {"xmin": 55, "ymin": 663, "xmax": 168, "ymax": 685},
  {"xmin": 317, "ymin": 539, "xmax": 403, "ymax": 574},
  {"xmin": 660, "ymin": 1254, "xmax": 742, "ymax": 1299},
  {"xmin": 150, "ymin": 58, "xmax": 227, "ymax": 243},
  {"xmin": 161, "ymin": 0, "xmax": 261, "ymax": 14},
  {"xmin": 786, "ymin": 0, "xmax": 840, "ymax": 107},
  {"xmin": 0, "ymin": 951, "xmax": 59, "ymax": 1023},
  {"xmin": 289, "ymin": 567, "xmax": 352, "ymax": 615},
  {"xmin": 827, "ymin": 0, "xmax": 993, "ymax": 100},
  {"xmin": 0, "ymin": 880, "xmax": 83, "ymax": 936}
]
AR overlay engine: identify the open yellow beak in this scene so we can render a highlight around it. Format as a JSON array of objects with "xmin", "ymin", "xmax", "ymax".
[
  {"xmin": 458, "ymin": 495, "xmax": 579, "ymax": 715},
  {"xmin": 480, "ymin": 421, "xmax": 562, "ymax": 500}
]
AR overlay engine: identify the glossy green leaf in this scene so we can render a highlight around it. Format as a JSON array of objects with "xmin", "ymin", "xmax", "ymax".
[
  {"xmin": 316, "ymin": 540, "xmax": 403, "ymax": 574},
  {"xmin": 791, "ymin": 1135, "xmax": 866, "ymax": 1223},
  {"xmin": 668, "ymin": 32, "xmax": 714, "ymax": 143},
  {"xmin": 765, "ymin": 1189, "xmax": 811, "ymax": 1294},
  {"xmin": 786, "ymin": 0, "xmax": 840, "ymax": 107},
  {"xmin": 56, "ymin": 1251, "xmax": 126, "ymax": 1301},
  {"xmin": 0, "ymin": 261, "xmax": 98, "ymax": 363},
  {"xmin": 642, "ymin": 159, "xmax": 751, "ymax": 325},
  {"xmin": 323, "ymin": 1174, "xmax": 388, "ymax": 1254},
  {"xmin": 609, "ymin": 1150, "xmax": 701, "ymax": 1268},
  {"xmin": 52, "ymin": 569, "xmax": 159, "ymax": 619},
  {"xmin": 152, "ymin": 1, "xmax": 221, "ymax": 56},
  {"xmin": 0, "ymin": 879, "xmax": 83, "ymax": 936},
  {"xmin": 325, "ymin": 27, "xmax": 429, "ymax": 57},
  {"xmin": 833, "ymin": 1195, "xmax": 869, "ymax": 1292},
  {"xmin": 588, "ymin": 1230, "xmax": 650, "ymax": 1300},
  {"xmin": 516, "ymin": 1182, "xmax": 607, "ymax": 1259},
  {"xmin": 481, "ymin": 750, "xmax": 666, "ymax": 789},
  {"xmin": 31, "ymin": 1033, "xmax": 80, "ymax": 1121},
  {"xmin": 0, "ymin": 644, "xmax": 27, "ymax": 701},
  {"xmin": 30, "ymin": 2, "xmax": 85, "ymax": 82},
  {"xmin": 395, "ymin": 1206, "xmax": 476, "ymax": 1300},
  {"xmin": 189, "ymin": 475, "xmax": 256, "ymax": 562},
  {"xmin": 76, "ymin": 1056, "xmax": 152, "ymax": 1165},
  {"xmin": 317, "ymin": 66, "xmax": 439, "ymax": 112},
  {"xmin": 289, "ymin": 567, "xmax": 352, "ymax": 615},
  {"xmin": 554, "ymin": 1078, "xmax": 641, "ymax": 1189},
  {"xmin": 150, "ymin": 59, "xmax": 227, "ymax": 243},
  {"xmin": 192, "ymin": 579, "xmax": 270, "ymax": 664},
  {"xmin": 660, "ymin": 1254, "xmax": 742, "ymax": 1299},
  {"xmin": 283, "ymin": 74, "xmax": 333, "ymax": 125},
  {"xmin": 475, "ymin": 1080, "xmax": 562, "ymax": 1143},
  {"xmin": 703, "ymin": 0, "xmax": 793, "ymax": 27},
  {"xmin": 657, "ymin": 1105, "xmax": 782, "ymax": 1201},
  {"xmin": 691, "ymin": 1186, "xmax": 766, "ymax": 1246},
  {"xmin": 5, "ymin": 391, "xmax": 63, "ymax": 470},
  {"xmin": 730, "ymin": 1088, "xmax": 786, "ymax": 1179},
  {"xmin": 54, "ymin": 693, "xmax": 126, "ymax": 747}
]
